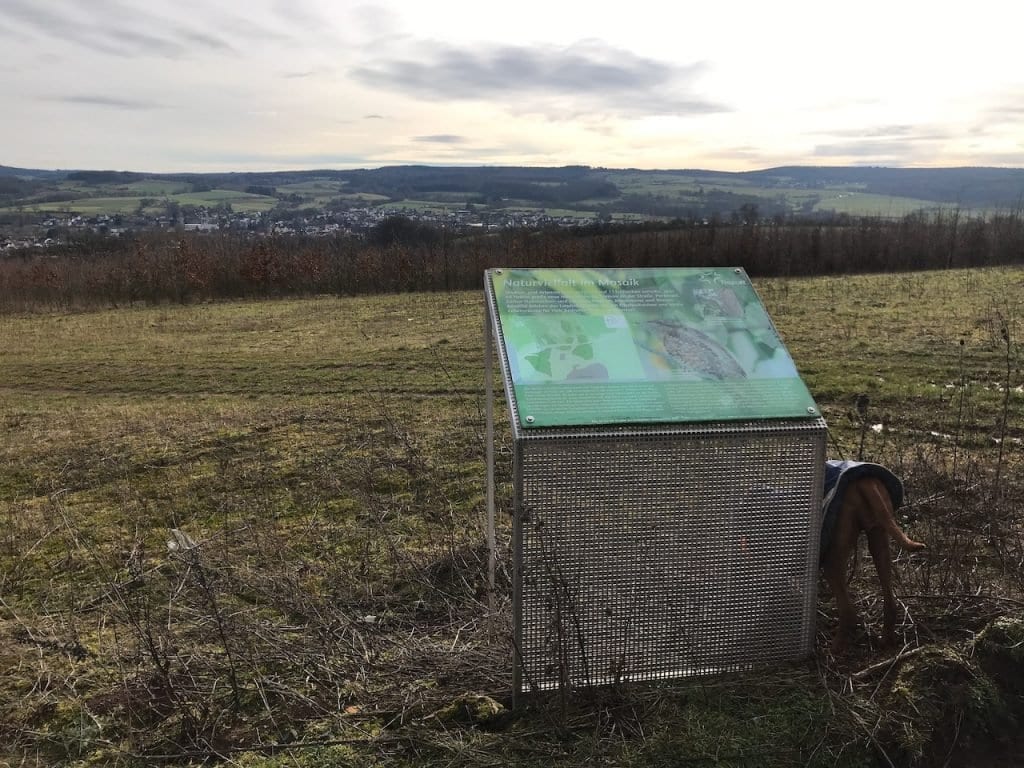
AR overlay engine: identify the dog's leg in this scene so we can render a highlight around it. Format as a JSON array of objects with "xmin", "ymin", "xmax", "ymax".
[
  {"xmin": 854, "ymin": 477, "xmax": 923, "ymax": 647},
  {"xmin": 822, "ymin": 506, "xmax": 860, "ymax": 652},
  {"xmin": 866, "ymin": 527, "xmax": 897, "ymax": 646}
]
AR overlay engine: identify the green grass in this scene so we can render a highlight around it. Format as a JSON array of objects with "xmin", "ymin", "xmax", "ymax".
[
  {"xmin": 337, "ymin": 192, "xmax": 390, "ymax": 203},
  {"xmin": 608, "ymin": 171, "xmax": 786, "ymax": 201},
  {"xmin": 2, "ymin": 268, "xmax": 1023, "ymax": 766},
  {"xmin": 609, "ymin": 172, "xmax": 707, "ymax": 195},
  {"xmin": 2, "ymin": 189, "xmax": 278, "ymax": 215},
  {"xmin": 122, "ymin": 180, "xmax": 190, "ymax": 196},
  {"xmin": 388, "ymin": 199, "xmax": 464, "ymax": 212},
  {"xmin": 543, "ymin": 207, "xmax": 595, "ymax": 218},
  {"xmin": 275, "ymin": 180, "xmax": 364, "ymax": 207},
  {"xmin": 169, "ymin": 189, "xmax": 277, "ymax": 211},
  {"xmin": 489, "ymin": 204, "xmax": 597, "ymax": 218},
  {"xmin": 276, "ymin": 180, "xmax": 347, "ymax": 195},
  {"xmin": 14, "ymin": 196, "xmax": 150, "ymax": 214},
  {"xmin": 812, "ymin": 192, "xmax": 951, "ymax": 217}
]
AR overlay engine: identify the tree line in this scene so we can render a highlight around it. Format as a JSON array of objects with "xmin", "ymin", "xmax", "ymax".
[{"xmin": 1, "ymin": 210, "xmax": 1022, "ymax": 312}]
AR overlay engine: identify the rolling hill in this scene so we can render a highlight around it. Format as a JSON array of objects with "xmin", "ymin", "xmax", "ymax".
[{"xmin": 3, "ymin": 163, "xmax": 1023, "ymax": 222}]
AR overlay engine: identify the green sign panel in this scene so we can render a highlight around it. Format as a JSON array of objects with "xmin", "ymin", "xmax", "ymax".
[{"xmin": 488, "ymin": 267, "xmax": 819, "ymax": 428}]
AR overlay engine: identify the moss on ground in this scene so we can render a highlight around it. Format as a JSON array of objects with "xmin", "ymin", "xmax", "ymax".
[{"xmin": 879, "ymin": 618, "xmax": 1024, "ymax": 766}]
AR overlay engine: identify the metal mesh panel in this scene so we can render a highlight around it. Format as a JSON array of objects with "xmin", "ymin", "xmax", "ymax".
[{"xmin": 514, "ymin": 428, "xmax": 824, "ymax": 692}]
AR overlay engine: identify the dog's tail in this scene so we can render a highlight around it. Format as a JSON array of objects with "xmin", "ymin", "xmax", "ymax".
[{"xmin": 858, "ymin": 477, "xmax": 927, "ymax": 551}]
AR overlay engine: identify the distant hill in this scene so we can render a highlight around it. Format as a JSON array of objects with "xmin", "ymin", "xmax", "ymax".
[
  {"xmin": 739, "ymin": 166, "xmax": 1024, "ymax": 208},
  {"xmin": 3, "ymin": 163, "xmax": 1023, "ymax": 220},
  {"xmin": 0, "ymin": 165, "xmax": 69, "ymax": 181}
]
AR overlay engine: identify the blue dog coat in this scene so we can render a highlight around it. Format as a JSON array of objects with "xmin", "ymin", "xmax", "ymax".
[{"xmin": 820, "ymin": 460, "xmax": 904, "ymax": 561}]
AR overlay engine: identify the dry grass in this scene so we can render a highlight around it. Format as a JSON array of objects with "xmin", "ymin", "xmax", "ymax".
[{"xmin": 1, "ymin": 266, "xmax": 1022, "ymax": 766}]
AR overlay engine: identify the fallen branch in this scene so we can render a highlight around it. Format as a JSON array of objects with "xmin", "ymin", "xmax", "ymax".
[{"xmin": 851, "ymin": 646, "xmax": 925, "ymax": 680}]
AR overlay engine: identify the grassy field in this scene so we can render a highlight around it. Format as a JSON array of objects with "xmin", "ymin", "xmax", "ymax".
[
  {"xmin": 339, "ymin": 192, "xmax": 390, "ymax": 203},
  {"xmin": 608, "ymin": 171, "xmax": 820, "ymax": 208},
  {"xmin": 606, "ymin": 171, "xmax": 966, "ymax": 218},
  {"xmin": 492, "ymin": 205, "xmax": 598, "ymax": 219},
  {"xmin": 7, "ymin": 189, "xmax": 279, "ymax": 215},
  {"xmin": 122, "ymin": 181, "xmax": 191, "ymax": 196},
  {"xmin": 12, "ymin": 196, "xmax": 154, "ymax": 215},
  {"xmin": 275, "ymin": 180, "xmax": 364, "ymax": 208},
  {"xmin": 811, "ymin": 192, "xmax": 952, "ymax": 217},
  {"xmin": 275, "ymin": 181, "xmax": 348, "ymax": 196},
  {"xmin": 2, "ymin": 267, "xmax": 1024, "ymax": 766},
  {"xmin": 168, "ymin": 190, "xmax": 278, "ymax": 212},
  {"xmin": 387, "ymin": 199, "xmax": 469, "ymax": 212},
  {"xmin": 51, "ymin": 180, "xmax": 191, "ymax": 197}
]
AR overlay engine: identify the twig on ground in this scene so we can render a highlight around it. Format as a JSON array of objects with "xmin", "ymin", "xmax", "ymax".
[{"xmin": 851, "ymin": 646, "xmax": 924, "ymax": 681}]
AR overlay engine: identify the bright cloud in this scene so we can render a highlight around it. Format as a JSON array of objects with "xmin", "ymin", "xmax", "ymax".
[{"xmin": 0, "ymin": 0, "xmax": 1022, "ymax": 171}]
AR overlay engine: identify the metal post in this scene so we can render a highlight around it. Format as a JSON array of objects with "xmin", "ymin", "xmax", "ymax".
[{"xmin": 485, "ymin": 298, "xmax": 496, "ymax": 610}]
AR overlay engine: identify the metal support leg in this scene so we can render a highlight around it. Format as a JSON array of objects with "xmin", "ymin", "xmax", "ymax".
[{"xmin": 485, "ymin": 302, "xmax": 496, "ymax": 610}]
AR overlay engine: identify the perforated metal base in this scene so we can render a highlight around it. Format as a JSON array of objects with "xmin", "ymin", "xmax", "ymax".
[{"xmin": 513, "ymin": 424, "xmax": 825, "ymax": 693}]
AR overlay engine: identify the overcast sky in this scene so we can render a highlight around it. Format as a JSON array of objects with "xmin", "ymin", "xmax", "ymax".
[{"xmin": 2, "ymin": 0, "xmax": 1023, "ymax": 172}]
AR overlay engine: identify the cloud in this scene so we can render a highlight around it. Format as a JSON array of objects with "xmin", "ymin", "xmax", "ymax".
[
  {"xmin": 823, "ymin": 124, "xmax": 951, "ymax": 142},
  {"xmin": 977, "ymin": 91, "xmax": 1024, "ymax": 132},
  {"xmin": 828, "ymin": 124, "xmax": 914, "ymax": 138},
  {"xmin": 977, "ymin": 151, "xmax": 1024, "ymax": 166},
  {"xmin": 817, "ymin": 124, "xmax": 1024, "ymax": 167},
  {"xmin": 813, "ymin": 140, "xmax": 922, "ymax": 158},
  {"xmin": 100, "ymin": 24, "xmax": 190, "ymax": 57},
  {"xmin": 350, "ymin": 4, "xmax": 399, "ymax": 39},
  {"xmin": 203, "ymin": 12, "xmax": 295, "ymax": 45},
  {"xmin": 177, "ymin": 150, "xmax": 370, "ymax": 168},
  {"xmin": 174, "ymin": 26, "xmax": 234, "ymax": 53},
  {"xmin": 0, "ymin": 17, "xmax": 24, "ymax": 40},
  {"xmin": 809, "ymin": 126, "xmax": 950, "ymax": 165},
  {"xmin": 989, "ymin": 106, "xmax": 1024, "ymax": 119},
  {"xmin": 1, "ymin": 0, "xmax": 125, "ymax": 55},
  {"xmin": 281, "ymin": 65, "xmax": 338, "ymax": 80},
  {"xmin": 864, "ymin": 125, "xmax": 917, "ymax": 137},
  {"xmin": 0, "ymin": 0, "xmax": 234, "ymax": 58},
  {"xmin": 47, "ymin": 94, "xmax": 167, "ymax": 110},
  {"xmin": 351, "ymin": 40, "xmax": 726, "ymax": 118},
  {"xmin": 960, "ymin": 90, "xmax": 1024, "ymax": 139},
  {"xmin": 413, "ymin": 134, "xmax": 467, "ymax": 144},
  {"xmin": 272, "ymin": 0, "xmax": 325, "ymax": 27},
  {"xmin": 708, "ymin": 146, "xmax": 778, "ymax": 162}
]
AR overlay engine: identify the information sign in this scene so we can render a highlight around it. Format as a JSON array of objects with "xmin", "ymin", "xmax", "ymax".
[{"xmin": 488, "ymin": 267, "xmax": 819, "ymax": 427}]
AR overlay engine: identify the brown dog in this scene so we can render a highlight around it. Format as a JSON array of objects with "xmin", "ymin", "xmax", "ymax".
[{"xmin": 820, "ymin": 468, "xmax": 926, "ymax": 651}]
